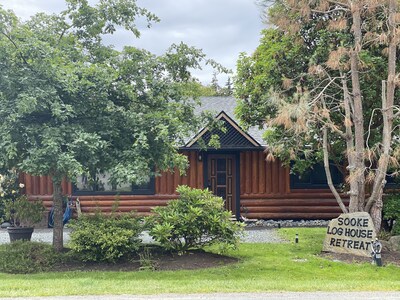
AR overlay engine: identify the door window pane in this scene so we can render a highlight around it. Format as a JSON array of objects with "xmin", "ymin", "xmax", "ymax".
[
  {"xmin": 217, "ymin": 159, "xmax": 226, "ymax": 171},
  {"xmin": 217, "ymin": 187, "xmax": 226, "ymax": 199},
  {"xmin": 217, "ymin": 173, "xmax": 226, "ymax": 185}
]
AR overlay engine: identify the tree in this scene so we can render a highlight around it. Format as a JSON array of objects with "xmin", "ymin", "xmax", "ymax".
[
  {"xmin": 211, "ymin": 71, "xmax": 221, "ymax": 95},
  {"xmin": 220, "ymin": 77, "xmax": 233, "ymax": 96},
  {"xmin": 236, "ymin": 0, "xmax": 400, "ymax": 230},
  {"xmin": 186, "ymin": 81, "xmax": 219, "ymax": 97},
  {"xmin": 0, "ymin": 1, "xmax": 221, "ymax": 251}
]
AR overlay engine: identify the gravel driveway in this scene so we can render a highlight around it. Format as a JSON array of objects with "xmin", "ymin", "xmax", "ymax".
[{"xmin": 0, "ymin": 227, "xmax": 286, "ymax": 244}]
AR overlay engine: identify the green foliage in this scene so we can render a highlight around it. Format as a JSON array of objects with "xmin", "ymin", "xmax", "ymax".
[
  {"xmin": 0, "ymin": 2, "xmax": 228, "ymax": 251},
  {"xmin": 0, "ymin": 3, "xmax": 224, "ymax": 190},
  {"xmin": 221, "ymin": 77, "xmax": 233, "ymax": 96},
  {"xmin": 235, "ymin": 12, "xmax": 400, "ymax": 157},
  {"xmin": 383, "ymin": 194, "xmax": 400, "ymax": 235},
  {"xmin": 0, "ymin": 3, "xmax": 226, "ymax": 250},
  {"xmin": 0, "ymin": 241, "xmax": 59, "ymax": 274},
  {"xmin": 65, "ymin": 0, "xmax": 160, "ymax": 43},
  {"xmin": 5, "ymin": 196, "xmax": 45, "ymax": 227},
  {"xmin": 235, "ymin": 29, "xmax": 308, "ymax": 127},
  {"xmin": 147, "ymin": 186, "xmax": 243, "ymax": 253},
  {"xmin": 184, "ymin": 81, "xmax": 218, "ymax": 97},
  {"xmin": 138, "ymin": 247, "xmax": 157, "ymax": 271},
  {"xmin": 0, "ymin": 170, "xmax": 23, "ymax": 222},
  {"xmin": 208, "ymin": 72, "xmax": 233, "ymax": 96},
  {"xmin": 0, "ymin": 170, "xmax": 21, "ymax": 201},
  {"xmin": 69, "ymin": 212, "xmax": 143, "ymax": 262}
]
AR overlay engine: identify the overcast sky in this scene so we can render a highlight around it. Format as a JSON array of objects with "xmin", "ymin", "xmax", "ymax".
[{"xmin": 0, "ymin": 0, "xmax": 265, "ymax": 85}]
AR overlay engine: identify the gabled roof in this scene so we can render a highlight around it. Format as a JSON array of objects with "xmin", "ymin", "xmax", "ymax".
[
  {"xmin": 185, "ymin": 111, "xmax": 261, "ymax": 149},
  {"xmin": 182, "ymin": 96, "xmax": 267, "ymax": 150}
]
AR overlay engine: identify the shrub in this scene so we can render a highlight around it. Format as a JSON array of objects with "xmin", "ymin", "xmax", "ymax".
[
  {"xmin": 0, "ymin": 169, "xmax": 23, "ymax": 223},
  {"xmin": 5, "ymin": 196, "xmax": 45, "ymax": 227},
  {"xmin": 383, "ymin": 194, "xmax": 400, "ymax": 235},
  {"xmin": 147, "ymin": 186, "xmax": 243, "ymax": 253},
  {"xmin": 69, "ymin": 212, "xmax": 143, "ymax": 262},
  {"xmin": 0, "ymin": 241, "xmax": 59, "ymax": 274}
]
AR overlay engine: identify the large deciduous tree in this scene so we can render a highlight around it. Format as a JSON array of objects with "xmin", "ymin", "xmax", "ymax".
[
  {"xmin": 0, "ymin": 0, "xmax": 220, "ymax": 251},
  {"xmin": 236, "ymin": 0, "xmax": 400, "ymax": 230}
]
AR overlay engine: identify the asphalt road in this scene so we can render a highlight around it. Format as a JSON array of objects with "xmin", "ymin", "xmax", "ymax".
[{"xmin": 0, "ymin": 293, "xmax": 399, "ymax": 300}]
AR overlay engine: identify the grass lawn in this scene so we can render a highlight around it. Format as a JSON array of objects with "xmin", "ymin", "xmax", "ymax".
[{"xmin": 0, "ymin": 228, "xmax": 399, "ymax": 297}]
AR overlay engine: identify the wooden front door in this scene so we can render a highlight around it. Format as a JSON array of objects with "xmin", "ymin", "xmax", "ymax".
[{"xmin": 207, "ymin": 154, "xmax": 236, "ymax": 214}]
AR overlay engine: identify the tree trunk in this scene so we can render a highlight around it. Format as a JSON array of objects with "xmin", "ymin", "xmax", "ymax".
[
  {"xmin": 341, "ymin": 73, "xmax": 359, "ymax": 210},
  {"xmin": 365, "ymin": 81, "xmax": 390, "ymax": 230},
  {"xmin": 365, "ymin": 0, "xmax": 397, "ymax": 230},
  {"xmin": 349, "ymin": 2, "xmax": 366, "ymax": 212},
  {"xmin": 370, "ymin": 187, "xmax": 383, "ymax": 232},
  {"xmin": 52, "ymin": 177, "xmax": 64, "ymax": 252},
  {"xmin": 322, "ymin": 127, "xmax": 348, "ymax": 213}
]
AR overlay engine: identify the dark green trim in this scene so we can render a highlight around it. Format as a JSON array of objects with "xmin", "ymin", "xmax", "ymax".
[{"xmin": 235, "ymin": 152, "xmax": 241, "ymax": 220}]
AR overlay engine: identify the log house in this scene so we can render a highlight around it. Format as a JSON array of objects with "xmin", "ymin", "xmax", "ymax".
[{"xmin": 22, "ymin": 97, "xmax": 347, "ymax": 220}]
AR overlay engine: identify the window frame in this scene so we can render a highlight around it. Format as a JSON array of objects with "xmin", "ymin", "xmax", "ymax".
[
  {"xmin": 384, "ymin": 174, "xmax": 400, "ymax": 189},
  {"xmin": 290, "ymin": 162, "xmax": 343, "ymax": 190},
  {"xmin": 72, "ymin": 175, "xmax": 156, "ymax": 196}
]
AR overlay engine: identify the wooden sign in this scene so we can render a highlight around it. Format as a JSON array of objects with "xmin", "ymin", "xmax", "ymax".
[{"xmin": 323, "ymin": 212, "xmax": 377, "ymax": 257}]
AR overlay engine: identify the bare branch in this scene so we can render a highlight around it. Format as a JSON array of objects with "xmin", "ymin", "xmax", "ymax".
[
  {"xmin": 327, "ymin": 0, "xmax": 350, "ymax": 8},
  {"xmin": 309, "ymin": 76, "xmax": 342, "ymax": 106}
]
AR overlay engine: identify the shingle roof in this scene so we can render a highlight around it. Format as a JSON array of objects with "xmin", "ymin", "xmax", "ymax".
[{"xmin": 192, "ymin": 96, "xmax": 267, "ymax": 147}]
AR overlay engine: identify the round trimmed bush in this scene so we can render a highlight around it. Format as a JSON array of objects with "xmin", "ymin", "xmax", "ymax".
[
  {"xmin": 147, "ymin": 186, "xmax": 243, "ymax": 253},
  {"xmin": 69, "ymin": 212, "xmax": 143, "ymax": 262}
]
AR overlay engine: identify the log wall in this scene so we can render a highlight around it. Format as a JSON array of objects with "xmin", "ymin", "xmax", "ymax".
[
  {"xmin": 22, "ymin": 150, "xmax": 346, "ymax": 219},
  {"xmin": 23, "ymin": 151, "xmax": 203, "ymax": 215},
  {"xmin": 239, "ymin": 150, "xmax": 348, "ymax": 219}
]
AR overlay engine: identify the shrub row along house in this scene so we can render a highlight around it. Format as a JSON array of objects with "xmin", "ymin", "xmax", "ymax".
[{"xmin": 21, "ymin": 97, "xmax": 347, "ymax": 220}]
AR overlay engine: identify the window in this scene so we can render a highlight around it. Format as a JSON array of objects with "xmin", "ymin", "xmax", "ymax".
[
  {"xmin": 385, "ymin": 174, "xmax": 400, "ymax": 188},
  {"xmin": 73, "ymin": 172, "xmax": 155, "ymax": 195},
  {"xmin": 290, "ymin": 162, "xmax": 343, "ymax": 189}
]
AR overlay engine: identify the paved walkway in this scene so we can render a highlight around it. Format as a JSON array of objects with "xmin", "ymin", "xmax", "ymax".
[{"xmin": 0, "ymin": 292, "xmax": 399, "ymax": 300}]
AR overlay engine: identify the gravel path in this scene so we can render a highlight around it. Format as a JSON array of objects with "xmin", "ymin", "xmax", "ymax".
[
  {"xmin": 0, "ymin": 227, "xmax": 286, "ymax": 244},
  {"xmin": 0, "ymin": 228, "xmax": 72, "ymax": 244},
  {"xmin": 241, "ymin": 227, "xmax": 286, "ymax": 243}
]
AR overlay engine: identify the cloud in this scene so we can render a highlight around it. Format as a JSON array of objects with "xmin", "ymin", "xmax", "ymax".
[{"xmin": 1, "ymin": 0, "xmax": 265, "ymax": 84}]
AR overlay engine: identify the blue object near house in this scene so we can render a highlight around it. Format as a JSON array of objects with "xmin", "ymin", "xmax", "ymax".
[{"xmin": 48, "ymin": 198, "xmax": 73, "ymax": 228}]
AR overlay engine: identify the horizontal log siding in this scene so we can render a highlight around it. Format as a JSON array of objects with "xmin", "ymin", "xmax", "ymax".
[
  {"xmin": 23, "ymin": 150, "xmax": 345, "ymax": 219},
  {"xmin": 24, "ymin": 151, "xmax": 204, "ymax": 214},
  {"xmin": 239, "ymin": 150, "xmax": 346, "ymax": 220}
]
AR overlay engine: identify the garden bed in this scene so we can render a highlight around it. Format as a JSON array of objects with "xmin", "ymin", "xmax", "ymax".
[{"xmin": 54, "ymin": 248, "xmax": 238, "ymax": 272}]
